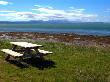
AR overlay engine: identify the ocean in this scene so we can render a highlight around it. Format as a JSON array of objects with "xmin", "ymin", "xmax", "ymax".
[{"xmin": 0, "ymin": 23, "xmax": 110, "ymax": 36}]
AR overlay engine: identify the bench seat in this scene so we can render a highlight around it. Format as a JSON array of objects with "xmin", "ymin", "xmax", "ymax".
[
  {"xmin": 32, "ymin": 49, "xmax": 53, "ymax": 54},
  {"xmin": 38, "ymin": 49, "xmax": 53, "ymax": 54},
  {"xmin": 1, "ymin": 49, "xmax": 23, "ymax": 57}
]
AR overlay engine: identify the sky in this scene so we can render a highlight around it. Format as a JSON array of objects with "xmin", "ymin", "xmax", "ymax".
[{"xmin": 0, "ymin": 0, "xmax": 110, "ymax": 22}]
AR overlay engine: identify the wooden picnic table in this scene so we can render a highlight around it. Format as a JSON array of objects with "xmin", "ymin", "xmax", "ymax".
[
  {"xmin": 10, "ymin": 42, "xmax": 42, "ymax": 48},
  {"xmin": 1, "ymin": 42, "xmax": 53, "ymax": 61}
]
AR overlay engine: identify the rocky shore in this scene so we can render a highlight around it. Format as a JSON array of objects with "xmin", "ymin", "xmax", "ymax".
[{"xmin": 0, "ymin": 32, "xmax": 110, "ymax": 47}]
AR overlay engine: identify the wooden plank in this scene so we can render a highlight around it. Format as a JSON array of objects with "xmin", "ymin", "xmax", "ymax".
[
  {"xmin": 10, "ymin": 42, "xmax": 42, "ymax": 48},
  {"xmin": 38, "ymin": 49, "xmax": 53, "ymax": 54},
  {"xmin": 1, "ymin": 49, "xmax": 23, "ymax": 57},
  {"xmin": 31, "ymin": 49, "xmax": 53, "ymax": 54}
]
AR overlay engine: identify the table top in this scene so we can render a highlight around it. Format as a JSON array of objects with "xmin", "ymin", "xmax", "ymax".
[{"xmin": 10, "ymin": 42, "xmax": 42, "ymax": 48}]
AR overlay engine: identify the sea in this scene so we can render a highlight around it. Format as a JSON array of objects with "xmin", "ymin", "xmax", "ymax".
[{"xmin": 0, "ymin": 23, "xmax": 110, "ymax": 36}]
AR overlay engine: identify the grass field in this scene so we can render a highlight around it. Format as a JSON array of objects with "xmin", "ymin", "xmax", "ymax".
[{"xmin": 0, "ymin": 40, "xmax": 110, "ymax": 82}]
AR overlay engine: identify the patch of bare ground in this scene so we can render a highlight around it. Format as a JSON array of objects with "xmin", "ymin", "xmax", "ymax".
[{"xmin": 0, "ymin": 32, "xmax": 110, "ymax": 47}]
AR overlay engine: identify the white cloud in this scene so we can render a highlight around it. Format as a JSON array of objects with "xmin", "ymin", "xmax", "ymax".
[
  {"xmin": 70, "ymin": 9, "xmax": 85, "ymax": 13},
  {"xmin": 0, "ymin": 1, "xmax": 10, "ymax": 5},
  {"xmin": 34, "ymin": 7, "xmax": 66, "ymax": 14},
  {"xmin": 0, "ymin": 5, "xmax": 98, "ymax": 22},
  {"xmin": 32, "ymin": 6, "xmax": 97, "ymax": 22},
  {"xmin": 0, "ymin": 12, "xmax": 37, "ymax": 21},
  {"xmin": 34, "ymin": 5, "xmax": 42, "ymax": 8},
  {"xmin": 34, "ymin": 5, "xmax": 53, "ymax": 9},
  {"xmin": 0, "ymin": 10, "xmax": 16, "ymax": 13}
]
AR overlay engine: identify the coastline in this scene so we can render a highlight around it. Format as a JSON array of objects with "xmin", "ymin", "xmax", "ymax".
[{"xmin": 0, "ymin": 32, "xmax": 110, "ymax": 47}]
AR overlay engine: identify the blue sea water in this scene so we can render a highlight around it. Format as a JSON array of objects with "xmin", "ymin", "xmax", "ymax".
[{"xmin": 0, "ymin": 23, "xmax": 110, "ymax": 36}]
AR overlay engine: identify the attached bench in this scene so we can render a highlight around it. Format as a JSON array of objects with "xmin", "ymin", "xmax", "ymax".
[
  {"xmin": 37, "ymin": 49, "xmax": 53, "ymax": 58},
  {"xmin": 38, "ymin": 49, "xmax": 53, "ymax": 54},
  {"xmin": 32, "ymin": 49, "xmax": 53, "ymax": 57},
  {"xmin": 1, "ymin": 48, "xmax": 53, "ymax": 60},
  {"xmin": 1, "ymin": 49, "xmax": 23, "ymax": 60}
]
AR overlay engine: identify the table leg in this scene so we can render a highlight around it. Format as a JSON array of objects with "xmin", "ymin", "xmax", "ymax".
[
  {"xmin": 23, "ymin": 48, "xmax": 32, "ymax": 57},
  {"xmin": 33, "ymin": 48, "xmax": 43, "ymax": 58},
  {"xmin": 5, "ymin": 54, "xmax": 10, "ymax": 60},
  {"xmin": 34, "ymin": 48, "xmax": 38, "ymax": 52},
  {"xmin": 12, "ymin": 45, "xmax": 17, "ymax": 51}
]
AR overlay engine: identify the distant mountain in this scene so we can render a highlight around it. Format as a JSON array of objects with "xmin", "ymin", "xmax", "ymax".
[
  {"xmin": 0, "ymin": 20, "xmax": 82, "ymax": 24},
  {"xmin": 0, "ymin": 20, "xmax": 106, "ymax": 24}
]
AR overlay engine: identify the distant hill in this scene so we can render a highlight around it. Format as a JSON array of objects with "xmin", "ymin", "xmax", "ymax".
[
  {"xmin": 0, "ymin": 20, "xmax": 81, "ymax": 24},
  {"xmin": 0, "ymin": 20, "xmax": 106, "ymax": 24}
]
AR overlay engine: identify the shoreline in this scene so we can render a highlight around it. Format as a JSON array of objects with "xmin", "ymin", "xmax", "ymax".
[{"xmin": 0, "ymin": 32, "xmax": 110, "ymax": 47}]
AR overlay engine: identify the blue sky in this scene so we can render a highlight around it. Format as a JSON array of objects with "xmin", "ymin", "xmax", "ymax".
[{"xmin": 0, "ymin": 0, "xmax": 110, "ymax": 22}]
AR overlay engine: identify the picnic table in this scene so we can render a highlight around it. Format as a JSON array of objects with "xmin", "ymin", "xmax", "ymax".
[{"xmin": 1, "ymin": 42, "xmax": 53, "ymax": 61}]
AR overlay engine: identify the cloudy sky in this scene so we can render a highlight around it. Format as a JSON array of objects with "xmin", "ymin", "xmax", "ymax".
[{"xmin": 0, "ymin": 0, "xmax": 110, "ymax": 22}]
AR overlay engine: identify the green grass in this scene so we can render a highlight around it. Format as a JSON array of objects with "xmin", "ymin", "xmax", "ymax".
[{"xmin": 0, "ymin": 40, "xmax": 110, "ymax": 82}]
